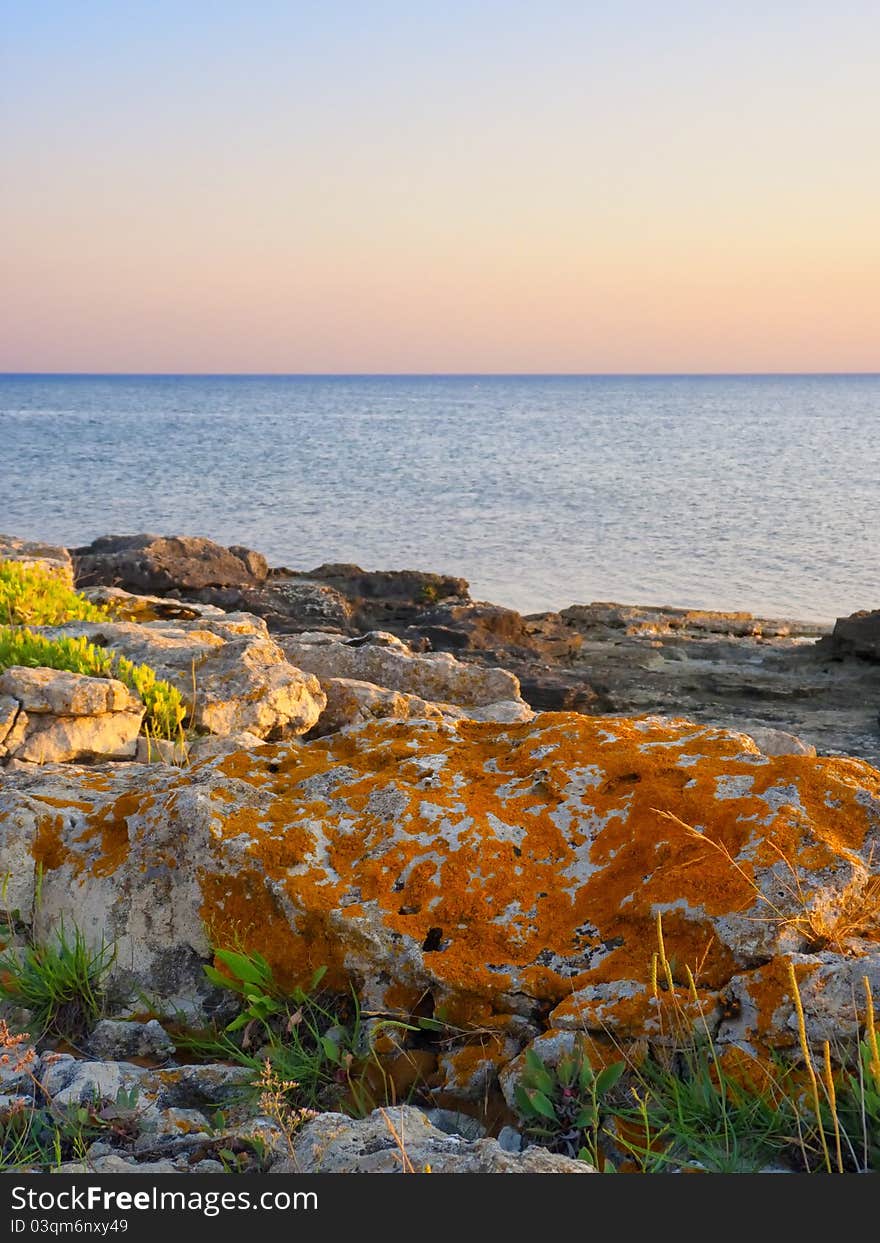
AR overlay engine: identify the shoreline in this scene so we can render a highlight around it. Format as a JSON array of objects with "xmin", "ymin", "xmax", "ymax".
[{"xmin": 0, "ymin": 531, "xmax": 879, "ymax": 1176}]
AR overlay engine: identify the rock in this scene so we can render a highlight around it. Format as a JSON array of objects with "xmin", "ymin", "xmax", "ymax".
[
  {"xmin": 0, "ymin": 695, "xmax": 20, "ymax": 747},
  {"xmin": 280, "ymin": 631, "xmax": 522, "ymax": 708},
  {"xmin": 134, "ymin": 736, "xmax": 189, "ymax": 765},
  {"xmin": 513, "ymin": 668, "xmax": 613, "ymax": 714},
  {"xmin": 39, "ymin": 1056, "xmax": 142, "ymax": 1107},
  {"xmin": 830, "ymin": 609, "xmax": 880, "ymax": 661},
  {"xmin": 39, "ymin": 1054, "xmax": 251, "ymax": 1113},
  {"xmin": 0, "ymin": 535, "xmax": 74, "ymax": 585},
  {"xmin": 274, "ymin": 1105, "xmax": 591, "ymax": 1173},
  {"xmin": 744, "ymin": 727, "xmax": 816, "ymax": 757},
  {"xmin": 0, "ymin": 667, "xmax": 138, "ymax": 717},
  {"xmin": 718, "ymin": 949, "xmax": 880, "ymax": 1051},
  {"xmin": 38, "ymin": 619, "xmax": 325, "ymax": 740},
  {"xmin": 1, "ymin": 712, "xmax": 877, "ymax": 1079},
  {"xmin": 278, "ymin": 564, "xmax": 469, "ymax": 632},
  {"xmin": 418, "ymin": 1108, "xmax": 486, "ymax": 1140},
  {"xmin": 0, "ymin": 1043, "xmax": 40, "ymax": 1095},
  {"xmin": 407, "ymin": 602, "xmax": 546, "ymax": 656},
  {"xmin": 0, "ymin": 668, "xmax": 145, "ymax": 764},
  {"xmin": 85, "ymin": 1019, "xmax": 176, "ymax": 1061},
  {"xmin": 314, "ymin": 677, "xmax": 531, "ymax": 736},
  {"xmin": 136, "ymin": 1106, "xmax": 211, "ymax": 1138},
  {"xmin": 186, "ymin": 731, "xmax": 266, "ymax": 762},
  {"xmin": 72, "ymin": 534, "xmax": 268, "ymax": 597},
  {"xmin": 240, "ymin": 580, "xmax": 354, "ymax": 633},
  {"xmin": 59, "ymin": 1156, "xmax": 182, "ymax": 1174},
  {"xmin": 559, "ymin": 602, "xmax": 826, "ymax": 641},
  {"xmin": 497, "ymin": 1126, "xmax": 522, "ymax": 1153},
  {"xmin": 525, "ymin": 601, "xmax": 880, "ymax": 770},
  {"xmin": 79, "ymin": 586, "xmax": 228, "ymax": 623}
]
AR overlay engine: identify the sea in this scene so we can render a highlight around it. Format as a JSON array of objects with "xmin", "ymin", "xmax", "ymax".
[{"xmin": 2, "ymin": 373, "xmax": 877, "ymax": 623}]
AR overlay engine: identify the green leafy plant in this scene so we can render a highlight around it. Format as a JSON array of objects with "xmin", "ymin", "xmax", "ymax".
[
  {"xmin": 190, "ymin": 948, "xmax": 415, "ymax": 1115},
  {"xmin": 514, "ymin": 1042, "xmax": 625, "ymax": 1166},
  {"xmin": 0, "ymin": 923, "xmax": 115, "ymax": 1039},
  {"xmin": 0, "ymin": 561, "xmax": 109, "ymax": 627},
  {"xmin": 0, "ymin": 627, "xmax": 186, "ymax": 740}
]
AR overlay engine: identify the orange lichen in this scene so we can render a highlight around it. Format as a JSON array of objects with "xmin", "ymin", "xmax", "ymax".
[
  {"xmin": 32, "ymin": 814, "xmax": 70, "ymax": 872},
  {"xmin": 191, "ymin": 714, "xmax": 880, "ymax": 1016},
  {"xmin": 9, "ymin": 713, "xmax": 879, "ymax": 1065}
]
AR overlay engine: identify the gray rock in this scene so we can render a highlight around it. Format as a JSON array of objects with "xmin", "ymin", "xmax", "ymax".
[
  {"xmin": 419, "ymin": 1108, "xmax": 486, "ymax": 1140},
  {"xmin": 86, "ymin": 1019, "xmax": 176, "ymax": 1061},
  {"xmin": 39, "ymin": 1057, "xmax": 144, "ymax": 1107},
  {"xmin": 497, "ymin": 1126, "xmax": 523, "ymax": 1153},
  {"xmin": 274, "ymin": 1105, "xmax": 592, "ymax": 1173}
]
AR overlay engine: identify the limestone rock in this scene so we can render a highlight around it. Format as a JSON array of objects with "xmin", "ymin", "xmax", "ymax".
[
  {"xmin": 134, "ymin": 735, "xmax": 189, "ymax": 765},
  {"xmin": 314, "ymin": 676, "xmax": 532, "ymax": 736},
  {"xmin": 186, "ymin": 732, "xmax": 266, "ymax": 762},
  {"xmin": 56, "ymin": 1157, "xmax": 183, "ymax": 1174},
  {"xmin": 718, "ymin": 949, "xmax": 880, "ymax": 1051},
  {"xmin": 1, "ymin": 713, "xmax": 877, "ymax": 1072},
  {"xmin": 0, "ymin": 695, "xmax": 20, "ymax": 747},
  {"xmin": 0, "ymin": 667, "xmax": 137, "ymax": 717},
  {"xmin": 86, "ymin": 1019, "xmax": 176, "ymax": 1061},
  {"xmin": 38, "ymin": 618, "xmax": 325, "ymax": 740},
  {"xmin": 0, "ymin": 669, "xmax": 145, "ymax": 764},
  {"xmin": 79, "ymin": 585, "xmax": 228, "ymax": 623},
  {"xmin": 744, "ymin": 727, "xmax": 816, "ymax": 757},
  {"xmin": 275, "ymin": 1105, "xmax": 591, "ymax": 1173},
  {"xmin": 243, "ymin": 579, "xmax": 353, "ymax": 633},
  {"xmin": 280, "ymin": 631, "xmax": 522, "ymax": 708},
  {"xmin": 278, "ymin": 564, "xmax": 469, "ymax": 632}
]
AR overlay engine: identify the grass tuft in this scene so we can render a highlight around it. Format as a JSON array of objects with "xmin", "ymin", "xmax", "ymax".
[{"xmin": 0, "ymin": 923, "xmax": 115, "ymax": 1040}]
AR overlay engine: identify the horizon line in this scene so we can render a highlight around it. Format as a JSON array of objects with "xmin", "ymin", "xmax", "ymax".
[{"xmin": 2, "ymin": 370, "xmax": 880, "ymax": 380}]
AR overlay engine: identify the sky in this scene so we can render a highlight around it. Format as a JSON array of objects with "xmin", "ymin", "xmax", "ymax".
[{"xmin": 2, "ymin": 1, "xmax": 879, "ymax": 374}]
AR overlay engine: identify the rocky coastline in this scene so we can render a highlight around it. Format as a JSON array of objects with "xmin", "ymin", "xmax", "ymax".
[{"xmin": 1, "ymin": 532, "xmax": 879, "ymax": 1174}]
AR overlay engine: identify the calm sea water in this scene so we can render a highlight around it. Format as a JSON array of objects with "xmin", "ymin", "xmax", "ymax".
[{"xmin": 2, "ymin": 374, "xmax": 877, "ymax": 622}]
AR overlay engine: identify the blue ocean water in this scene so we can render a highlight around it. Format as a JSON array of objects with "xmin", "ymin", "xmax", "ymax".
[{"xmin": 1, "ymin": 374, "xmax": 877, "ymax": 622}]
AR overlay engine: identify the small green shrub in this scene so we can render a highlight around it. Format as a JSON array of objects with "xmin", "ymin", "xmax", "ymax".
[
  {"xmin": 0, "ymin": 561, "xmax": 108, "ymax": 626},
  {"xmin": 0, "ymin": 627, "xmax": 186, "ymax": 740},
  {"xmin": 187, "ymin": 949, "xmax": 414, "ymax": 1115},
  {"xmin": 514, "ymin": 1043, "xmax": 625, "ymax": 1165},
  {"xmin": 0, "ymin": 924, "xmax": 115, "ymax": 1039}
]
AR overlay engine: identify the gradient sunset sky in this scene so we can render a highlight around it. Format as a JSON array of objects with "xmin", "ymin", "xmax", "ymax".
[{"xmin": 3, "ymin": 2, "xmax": 879, "ymax": 374}]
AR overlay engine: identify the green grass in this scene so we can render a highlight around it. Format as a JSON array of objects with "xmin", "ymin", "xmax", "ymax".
[
  {"xmin": 0, "ymin": 923, "xmax": 115, "ymax": 1040},
  {"xmin": 0, "ymin": 561, "xmax": 108, "ymax": 627},
  {"xmin": 0, "ymin": 627, "xmax": 186, "ymax": 740}
]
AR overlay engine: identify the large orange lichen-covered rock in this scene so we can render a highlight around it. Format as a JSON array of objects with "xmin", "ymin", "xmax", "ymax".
[{"xmin": 0, "ymin": 713, "xmax": 878, "ymax": 1036}]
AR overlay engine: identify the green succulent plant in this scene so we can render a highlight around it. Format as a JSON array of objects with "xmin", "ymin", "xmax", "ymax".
[{"xmin": 514, "ymin": 1043, "xmax": 625, "ymax": 1166}]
